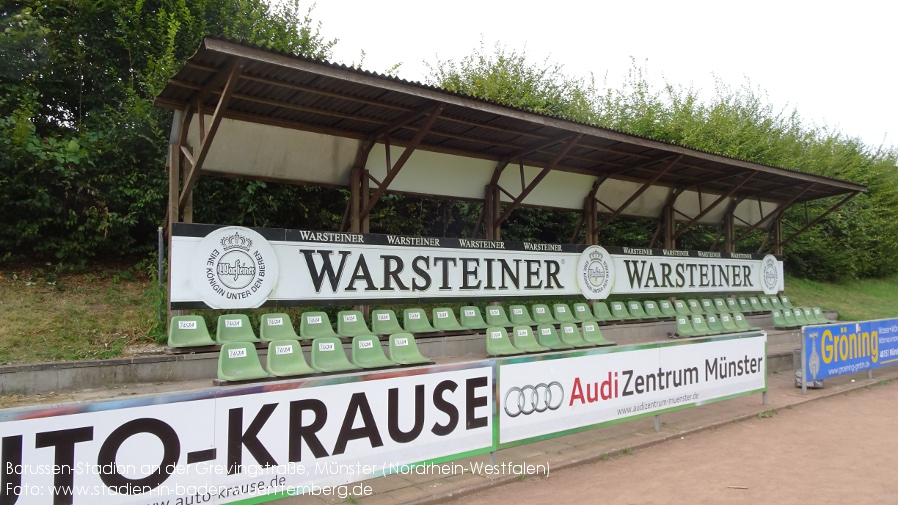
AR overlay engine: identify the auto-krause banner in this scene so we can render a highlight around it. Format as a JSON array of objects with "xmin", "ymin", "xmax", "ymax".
[
  {"xmin": 801, "ymin": 318, "xmax": 898, "ymax": 383},
  {"xmin": 169, "ymin": 224, "xmax": 784, "ymax": 309},
  {"xmin": 0, "ymin": 363, "xmax": 493, "ymax": 505},
  {"xmin": 497, "ymin": 333, "xmax": 766, "ymax": 445}
]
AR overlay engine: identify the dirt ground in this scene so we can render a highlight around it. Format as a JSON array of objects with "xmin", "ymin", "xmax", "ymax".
[{"xmin": 448, "ymin": 380, "xmax": 898, "ymax": 505}]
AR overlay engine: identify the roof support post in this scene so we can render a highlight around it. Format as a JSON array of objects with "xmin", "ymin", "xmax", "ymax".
[
  {"xmin": 672, "ymin": 174, "xmax": 753, "ymax": 241},
  {"xmin": 663, "ymin": 205, "xmax": 676, "ymax": 249},
  {"xmin": 771, "ymin": 192, "xmax": 859, "ymax": 252},
  {"xmin": 166, "ymin": 144, "xmax": 180, "ymax": 324},
  {"xmin": 734, "ymin": 185, "xmax": 813, "ymax": 245},
  {"xmin": 595, "ymin": 155, "xmax": 681, "ymax": 234},
  {"xmin": 723, "ymin": 212, "xmax": 735, "ymax": 252},
  {"xmin": 772, "ymin": 218, "xmax": 783, "ymax": 255},
  {"xmin": 484, "ymin": 184, "xmax": 502, "ymax": 240}
]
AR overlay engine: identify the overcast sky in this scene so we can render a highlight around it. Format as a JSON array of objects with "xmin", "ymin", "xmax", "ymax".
[{"xmin": 306, "ymin": 0, "xmax": 895, "ymax": 150}]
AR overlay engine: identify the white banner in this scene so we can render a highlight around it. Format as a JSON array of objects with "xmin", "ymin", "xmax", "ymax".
[
  {"xmin": 169, "ymin": 225, "xmax": 784, "ymax": 309},
  {"xmin": 497, "ymin": 334, "xmax": 767, "ymax": 445},
  {"xmin": 0, "ymin": 364, "xmax": 493, "ymax": 505}
]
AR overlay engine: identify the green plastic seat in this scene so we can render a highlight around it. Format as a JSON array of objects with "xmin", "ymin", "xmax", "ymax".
[
  {"xmin": 749, "ymin": 296, "xmax": 764, "ymax": 312},
  {"xmin": 485, "ymin": 327, "xmax": 524, "ymax": 356},
  {"xmin": 812, "ymin": 307, "xmax": 834, "ymax": 324},
  {"xmin": 800, "ymin": 307, "xmax": 817, "ymax": 325},
  {"xmin": 459, "ymin": 306, "xmax": 490, "ymax": 330},
  {"xmin": 432, "ymin": 307, "xmax": 466, "ymax": 331},
  {"xmin": 691, "ymin": 315, "xmax": 717, "ymax": 335},
  {"xmin": 552, "ymin": 303, "xmax": 578, "ymax": 324},
  {"xmin": 706, "ymin": 314, "xmax": 725, "ymax": 333},
  {"xmin": 572, "ymin": 303, "xmax": 595, "ymax": 322},
  {"xmin": 759, "ymin": 296, "xmax": 774, "ymax": 312},
  {"xmin": 300, "ymin": 311, "xmax": 338, "ymax": 339},
  {"xmin": 699, "ymin": 298, "xmax": 715, "ymax": 314},
  {"xmin": 310, "ymin": 337, "xmax": 359, "ymax": 373},
  {"xmin": 484, "ymin": 305, "xmax": 513, "ymax": 327},
  {"xmin": 592, "ymin": 301, "xmax": 617, "ymax": 322},
  {"xmin": 719, "ymin": 313, "xmax": 739, "ymax": 333},
  {"xmin": 780, "ymin": 295, "xmax": 796, "ymax": 309},
  {"xmin": 782, "ymin": 308, "xmax": 800, "ymax": 327},
  {"xmin": 733, "ymin": 312, "xmax": 760, "ymax": 331},
  {"xmin": 216, "ymin": 314, "xmax": 259, "ymax": 344},
  {"xmin": 350, "ymin": 335, "xmax": 395, "ymax": 368},
  {"xmin": 643, "ymin": 300, "xmax": 664, "ymax": 319},
  {"xmin": 218, "ymin": 342, "xmax": 269, "ymax": 381},
  {"xmin": 673, "ymin": 300, "xmax": 691, "ymax": 316},
  {"xmin": 260, "ymin": 313, "xmax": 300, "ymax": 342},
  {"xmin": 610, "ymin": 301, "xmax": 635, "ymax": 320},
  {"xmin": 579, "ymin": 321, "xmax": 615, "ymax": 346},
  {"xmin": 738, "ymin": 297, "xmax": 753, "ymax": 313},
  {"xmin": 769, "ymin": 296, "xmax": 785, "ymax": 311},
  {"xmin": 168, "ymin": 315, "xmax": 215, "ymax": 348},
  {"xmin": 792, "ymin": 307, "xmax": 810, "ymax": 326},
  {"xmin": 771, "ymin": 310, "xmax": 791, "ymax": 329},
  {"xmin": 371, "ymin": 309, "xmax": 405, "ymax": 334},
  {"xmin": 659, "ymin": 300, "xmax": 678, "ymax": 318},
  {"xmin": 508, "ymin": 305, "xmax": 538, "ymax": 326},
  {"xmin": 558, "ymin": 323, "xmax": 592, "ymax": 348},
  {"xmin": 687, "ymin": 299, "xmax": 703, "ymax": 315},
  {"xmin": 403, "ymin": 308, "xmax": 438, "ymax": 333},
  {"xmin": 535, "ymin": 324, "xmax": 574, "ymax": 350},
  {"xmin": 266, "ymin": 339, "xmax": 315, "ymax": 377},
  {"xmin": 337, "ymin": 310, "xmax": 372, "ymax": 337},
  {"xmin": 675, "ymin": 315, "xmax": 701, "ymax": 338},
  {"xmin": 530, "ymin": 304, "xmax": 558, "ymax": 325},
  {"xmin": 725, "ymin": 298, "xmax": 740, "ymax": 312},
  {"xmin": 713, "ymin": 298, "xmax": 729, "ymax": 313},
  {"xmin": 627, "ymin": 300, "xmax": 650, "ymax": 319},
  {"xmin": 387, "ymin": 333, "xmax": 433, "ymax": 365},
  {"xmin": 512, "ymin": 326, "xmax": 550, "ymax": 353}
]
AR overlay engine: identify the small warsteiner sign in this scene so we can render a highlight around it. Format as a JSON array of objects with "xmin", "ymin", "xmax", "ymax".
[{"xmin": 169, "ymin": 224, "xmax": 784, "ymax": 309}]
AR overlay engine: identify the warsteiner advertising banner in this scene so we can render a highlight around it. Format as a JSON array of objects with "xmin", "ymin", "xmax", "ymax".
[
  {"xmin": 801, "ymin": 318, "xmax": 898, "ymax": 383},
  {"xmin": 169, "ymin": 224, "xmax": 784, "ymax": 309}
]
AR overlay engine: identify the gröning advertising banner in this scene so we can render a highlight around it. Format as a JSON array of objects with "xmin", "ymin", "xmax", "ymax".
[
  {"xmin": 169, "ymin": 224, "xmax": 784, "ymax": 309},
  {"xmin": 801, "ymin": 318, "xmax": 898, "ymax": 384}
]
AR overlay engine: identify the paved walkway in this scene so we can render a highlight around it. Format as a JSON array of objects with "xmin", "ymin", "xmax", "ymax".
[{"xmin": 281, "ymin": 367, "xmax": 898, "ymax": 505}]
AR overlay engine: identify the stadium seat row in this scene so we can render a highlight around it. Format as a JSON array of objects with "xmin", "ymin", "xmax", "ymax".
[
  {"xmin": 772, "ymin": 307, "xmax": 834, "ymax": 329},
  {"xmin": 217, "ymin": 333, "xmax": 432, "ymax": 382},
  {"xmin": 674, "ymin": 312, "xmax": 760, "ymax": 337},
  {"xmin": 486, "ymin": 322, "xmax": 615, "ymax": 356}
]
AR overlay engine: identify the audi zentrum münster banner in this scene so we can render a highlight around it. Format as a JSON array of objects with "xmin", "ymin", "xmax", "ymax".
[
  {"xmin": 170, "ymin": 224, "xmax": 784, "ymax": 309},
  {"xmin": 497, "ymin": 333, "xmax": 767, "ymax": 445}
]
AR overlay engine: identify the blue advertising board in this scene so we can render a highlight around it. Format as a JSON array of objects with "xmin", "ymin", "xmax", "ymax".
[{"xmin": 802, "ymin": 318, "xmax": 898, "ymax": 383}]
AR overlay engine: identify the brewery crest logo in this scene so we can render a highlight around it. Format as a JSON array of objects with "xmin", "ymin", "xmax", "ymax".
[
  {"xmin": 191, "ymin": 227, "xmax": 279, "ymax": 308},
  {"xmin": 761, "ymin": 254, "xmax": 780, "ymax": 295},
  {"xmin": 576, "ymin": 246, "xmax": 614, "ymax": 299}
]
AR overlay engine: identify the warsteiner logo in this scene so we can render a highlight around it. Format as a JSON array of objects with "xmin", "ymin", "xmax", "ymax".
[
  {"xmin": 191, "ymin": 227, "xmax": 279, "ymax": 309},
  {"xmin": 761, "ymin": 254, "xmax": 780, "ymax": 295},
  {"xmin": 577, "ymin": 246, "xmax": 614, "ymax": 299}
]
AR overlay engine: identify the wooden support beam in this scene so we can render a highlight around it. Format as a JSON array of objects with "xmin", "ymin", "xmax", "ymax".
[
  {"xmin": 672, "ymin": 174, "xmax": 754, "ymax": 240},
  {"xmin": 733, "ymin": 185, "xmax": 813, "ymax": 244},
  {"xmin": 179, "ymin": 60, "xmax": 243, "ymax": 211},
  {"xmin": 772, "ymin": 192, "xmax": 858, "ymax": 251},
  {"xmin": 595, "ymin": 155, "xmax": 681, "ymax": 234}
]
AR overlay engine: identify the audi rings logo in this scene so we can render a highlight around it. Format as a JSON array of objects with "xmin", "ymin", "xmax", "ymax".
[{"xmin": 504, "ymin": 382, "xmax": 564, "ymax": 417}]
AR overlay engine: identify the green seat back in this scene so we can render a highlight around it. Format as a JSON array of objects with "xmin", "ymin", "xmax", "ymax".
[
  {"xmin": 535, "ymin": 324, "xmax": 573, "ymax": 350},
  {"xmin": 659, "ymin": 300, "xmax": 678, "ymax": 318},
  {"xmin": 266, "ymin": 340, "xmax": 315, "ymax": 377},
  {"xmin": 812, "ymin": 307, "xmax": 833, "ymax": 324},
  {"xmin": 674, "ymin": 300, "xmax": 691, "ymax": 316},
  {"xmin": 769, "ymin": 296, "xmax": 785, "ymax": 310},
  {"xmin": 216, "ymin": 314, "xmax": 259, "ymax": 344},
  {"xmin": 627, "ymin": 301, "xmax": 649, "ymax": 319},
  {"xmin": 260, "ymin": 313, "xmax": 299, "ymax": 341},
  {"xmin": 771, "ymin": 310, "xmax": 789, "ymax": 329},
  {"xmin": 780, "ymin": 295, "xmax": 796, "ymax": 309},
  {"xmin": 749, "ymin": 296, "xmax": 764, "ymax": 312},
  {"xmin": 558, "ymin": 323, "xmax": 592, "ymax": 348},
  {"xmin": 485, "ymin": 327, "xmax": 523, "ymax": 356},
  {"xmin": 336, "ymin": 310, "xmax": 372, "ymax": 337},
  {"xmin": 738, "ymin": 297, "xmax": 752, "ymax": 313},
  {"xmin": 699, "ymin": 298, "xmax": 715, "ymax": 314},
  {"xmin": 725, "ymin": 298, "xmax": 740, "ymax": 312},
  {"xmin": 706, "ymin": 314, "xmax": 725, "ymax": 333},
  {"xmin": 371, "ymin": 309, "xmax": 405, "ymax": 334},
  {"xmin": 218, "ymin": 342, "xmax": 268, "ymax": 381},
  {"xmin": 713, "ymin": 298, "xmax": 728, "ymax": 313},
  {"xmin": 801, "ymin": 308, "xmax": 817, "ymax": 324},
  {"xmin": 733, "ymin": 312, "xmax": 759, "ymax": 331},
  {"xmin": 592, "ymin": 301, "xmax": 616, "ymax": 322},
  {"xmin": 387, "ymin": 333, "xmax": 432, "ymax": 365},
  {"xmin": 687, "ymin": 299, "xmax": 703, "ymax": 315},
  {"xmin": 579, "ymin": 321, "xmax": 615, "ymax": 346},
  {"xmin": 610, "ymin": 301, "xmax": 634, "ymax": 320},
  {"xmin": 432, "ymin": 307, "xmax": 466, "ymax": 331},
  {"xmin": 552, "ymin": 304, "xmax": 577, "ymax": 323},
  {"xmin": 531, "ymin": 304, "xmax": 557, "ymax": 324},
  {"xmin": 512, "ymin": 326, "xmax": 550, "ymax": 353},
  {"xmin": 310, "ymin": 337, "xmax": 359, "ymax": 372},
  {"xmin": 350, "ymin": 335, "xmax": 395, "ymax": 368},
  {"xmin": 719, "ymin": 313, "xmax": 739, "ymax": 332},
  {"xmin": 791, "ymin": 308, "xmax": 808, "ymax": 326},
  {"xmin": 403, "ymin": 308, "xmax": 438, "ymax": 333},
  {"xmin": 168, "ymin": 315, "xmax": 215, "ymax": 348},
  {"xmin": 643, "ymin": 300, "xmax": 663, "ymax": 318},
  {"xmin": 759, "ymin": 296, "xmax": 774, "ymax": 311},
  {"xmin": 460, "ymin": 306, "xmax": 489, "ymax": 330},
  {"xmin": 300, "ymin": 311, "xmax": 338, "ymax": 338},
  {"xmin": 782, "ymin": 308, "xmax": 799, "ymax": 326},
  {"xmin": 691, "ymin": 315, "xmax": 715, "ymax": 335},
  {"xmin": 572, "ymin": 303, "xmax": 594, "ymax": 322},
  {"xmin": 484, "ymin": 305, "xmax": 513, "ymax": 327},
  {"xmin": 676, "ymin": 316, "xmax": 700, "ymax": 338},
  {"xmin": 508, "ymin": 305, "xmax": 538, "ymax": 325}
]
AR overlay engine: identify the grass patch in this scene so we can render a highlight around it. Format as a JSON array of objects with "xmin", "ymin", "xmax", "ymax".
[
  {"xmin": 757, "ymin": 409, "xmax": 777, "ymax": 419},
  {"xmin": 785, "ymin": 275, "xmax": 898, "ymax": 321}
]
